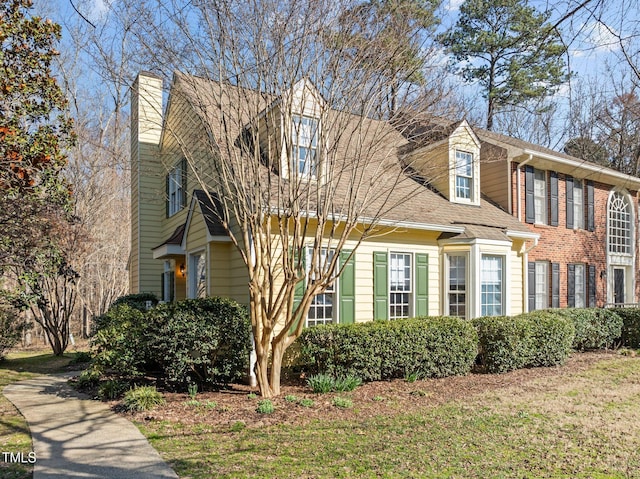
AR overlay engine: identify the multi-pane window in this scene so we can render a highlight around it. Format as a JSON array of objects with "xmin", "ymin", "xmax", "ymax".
[
  {"xmin": 307, "ymin": 248, "xmax": 336, "ymax": 326},
  {"xmin": 608, "ymin": 192, "xmax": 632, "ymax": 254},
  {"xmin": 292, "ymin": 115, "xmax": 319, "ymax": 177},
  {"xmin": 455, "ymin": 150, "xmax": 473, "ymax": 200},
  {"xmin": 168, "ymin": 162, "xmax": 184, "ymax": 216},
  {"xmin": 573, "ymin": 180, "xmax": 584, "ymax": 229},
  {"xmin": 534, "ymin": 169, "xmax": 547, "ymax": 224},
  {"xmin": 481, "ymin": 255, "xmax": 503, "ymax": 316},
  {"xmin": 448, "ymin": 255, "xmax": 467, "ymax": 318},
  {"xmin": 389, "ymin": 253, "xmax": 412, "ymax": 319},
  {"xmin": 574, "ymin": 264, "xmax": 585, "ymax": 308},
  {"xmin": 535, "ymin": 262, "xmax": 548, "ymax": 310}
]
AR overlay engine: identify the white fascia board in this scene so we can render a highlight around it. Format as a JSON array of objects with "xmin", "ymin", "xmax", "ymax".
[
  {"xmin": 152, "ymin": 244, "xmax": 185, "ymax": 259},
  {"xmin": 522, "ymin": 148, "xmax": 640, "ymax": 188},
  {"xmin": 506, "ymin": 230, "xmax": 540, "ymax": 241}
]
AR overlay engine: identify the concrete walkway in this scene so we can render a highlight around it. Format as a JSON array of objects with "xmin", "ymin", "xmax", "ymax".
[{"xmin": 3, "ymin": 374, "xmax": 179, "ymax": 479}]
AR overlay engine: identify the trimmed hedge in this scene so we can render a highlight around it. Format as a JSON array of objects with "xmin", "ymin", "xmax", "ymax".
[
  {"xmin": 145, "ymin": 298, "xmax": 252, "ymax": 388},
  {"xmin": 298, "ymin": 316, "xmax": 478, "ymax": 381},
  {"xmin": 554, "ymin": 308, "xmax": 622, "ymax": 350},
  {"xmin": 473, "ymin": 311, "xmax": 574, "ymax": 373},
  {"xmin": 610, "ymin": 308, "xmax": 640, "ymax": 349}
]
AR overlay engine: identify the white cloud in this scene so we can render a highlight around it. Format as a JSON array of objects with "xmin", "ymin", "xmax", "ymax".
[
  {"xmin": 444, "ymin": 0, "xmax": 464, "ymax": 13},
  {"xmin": 582, "ymin": 21, "xmax": 621, "ymax": 54}
]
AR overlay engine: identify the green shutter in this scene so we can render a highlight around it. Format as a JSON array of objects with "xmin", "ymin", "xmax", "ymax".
[
  {"xmin": 415, "ymin": 253, "xmax": 429, "ymax": 316},
  {"xmin": 339, "ymin": 250, "xmax": 355, "ymax": 324},
  {"xmin": 290, "ymin": 248, "xmax": 306, "ymax": 335},
  {"xmin": 373, "ymin": 251, "xmax": 388, "ymax": 320}
]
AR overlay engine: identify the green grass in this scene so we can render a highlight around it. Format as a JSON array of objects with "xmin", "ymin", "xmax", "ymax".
[
  {"xmin": 138, "ymin": 355, "xmax": 640, "ymax": 479},
  {"xmin": 0, "ymin": 349, "xmax": 76, "ymax": 479}
]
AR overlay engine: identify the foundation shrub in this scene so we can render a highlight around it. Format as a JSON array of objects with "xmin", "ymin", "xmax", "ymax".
[
  {"xmin": 472, "ymin": 316, "xmax": 533, "ymax": 373},
  {"xmin": 516, "ymin": 310, "xmax": 575, "ymax": 367},
  {"xmin": 298, "ymin": 316, "xmax": 477, "ymax": 381},
  {"xmin": 110, "ymin": 292, "xmax": 159, "ymax": 312},
  {"xmin": 556, "ymin": 308, "xmax": 623, "ymax": 350},
  {"xmin": 145, "ymin": 297, "xmax": 252, "ymax": 389},
  {"xmin": 611, "ymin": 308, "xmax": 640, "ymax": 349}
]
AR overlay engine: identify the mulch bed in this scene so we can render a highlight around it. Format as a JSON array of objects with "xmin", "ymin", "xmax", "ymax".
[{"xmin": 108, "ymin": 351, "xmax": 617, "ymax": 429}]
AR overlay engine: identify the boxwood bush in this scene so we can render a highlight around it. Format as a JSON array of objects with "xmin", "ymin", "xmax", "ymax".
[
  {"xmin": 145, "ymin": 297, "xmax": 252, "ymax": 388},
  {"xmin": 298, "ymin": 316, "xmax": 478, "ymax": 382},
  {"xmin": 555, "ymin": 308, "xmax": 623, "ymax": 350},
  {"xmin": 610, "ymin": 308, "xmax": 640, "ymax": 349},
  {"xmin": 472, "ymin": 316, "xmax": 533, "ymax": 373},
  {"xmin": 517, "ymin": 310, "xmax": 574, "ymax": 367}
]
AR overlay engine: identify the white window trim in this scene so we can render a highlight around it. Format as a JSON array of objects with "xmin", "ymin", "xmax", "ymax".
[
  {"xmin": 606, "ymin": 188, "xmax": 636, "ymax": 305},
  {"xmin": 454, "ymin": 150, "xmax": 474, "ymax": 202},
  {"xmin": 533, "ymin": 168, "xmax": 547, "ymax": 225},
  {"xmin": 286, "ymin": 114, "xmax": 321, "ymax": 181},
  {"xmin": 445, "ymin": 253, "xmax": 469, "ymax": 319},
  {"xmin": 572, "ymin": 263, "xmax": 586, "ymax": 308},
  {"xmin": 168, "ymin": 162, "xmax": 184, "ymax": 217},
  {"xmin": 305, "ymin": 246, "xmax": 338, "ymax": 327},
  {"xmin": 187, "ymin": 249, "xmax": 207, "ymax": 299},
  {"xmin": 389, "ymin": 251, "xmax": 413, "ymax": 320},
  {"xmin": 534, "ymin": 261, "xmax": 549, "ymax": 310},
  {"xmin": 573, "ymin": 179, "xmax": 584, "ymax": 230},
  {"xmin": 479, "ymin": 253, "xmax": 506, "ymax": 317}
]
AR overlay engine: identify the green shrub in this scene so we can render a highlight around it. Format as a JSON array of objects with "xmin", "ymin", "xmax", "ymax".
[
  {"xmin": 256, "ymin": 399, "xmax": 274, "ymax": 414},
  {"xmin": 517, "ymin": 310, "xmax": 575, "ymax": 367},
  {"xmin": 299, "ymin": 316, "xmax": 477, "ymax": 382},
  {"xmin": 70, "ymin": 351, "xmax": 93, "ymax": 365},
  {"xmin": 90, "ymin": 304, "xmax": 149, "ymax": 377},
  {"xmin": 333, "ymin": 375, "xmax": 362, "ymax": 392},
  {"xmin": 98, "ymin": 380, "xmax": 128, "ymax": 400},
  {"xmin": 145, "ymin": 297, "xmax": 251, "ymax": 389},
  {"xmin": 77, "ymin": 367, "xmax": 102, "ymax": 388},
  {"xmin": 472, "ymin": 316, "xmax": 533, "ymax": 373},
  {"xmin": 123, "ymin": 386, "xmax": 165, "ymax": 412},
  {"xmin": 556, "ymin": 308, "xmax": 623, "ymax": 350},
  {"xmin": 110, "ymin": 293, "xmax": 159, "ymax": 312},
  {"xmin": 0, "ymin": 302, "xmax": 27, "ymax": 361},
  {"xmin": 611, "ymin": 308, "xmax": 640, "ymax": 349}
]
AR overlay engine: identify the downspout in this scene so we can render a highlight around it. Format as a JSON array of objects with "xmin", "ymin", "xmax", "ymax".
[{"xmin": 516, "ymin": 154, "xmax": 534, "ymax": 222}]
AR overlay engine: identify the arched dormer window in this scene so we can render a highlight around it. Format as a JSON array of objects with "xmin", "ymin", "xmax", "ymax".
[{"xmin": 608, "ymin": 191, "xmax": 632, "ymax": 255}]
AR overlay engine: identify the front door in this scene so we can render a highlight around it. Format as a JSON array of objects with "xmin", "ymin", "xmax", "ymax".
[{"xmin": 614, "ymin": 268, "xmax": 625, "ymax": 305}]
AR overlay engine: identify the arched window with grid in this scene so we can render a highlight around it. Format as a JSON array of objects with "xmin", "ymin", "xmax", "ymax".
[{"xmin": 608, "ymin": 191, "xmax": 632, "ymax": 255}]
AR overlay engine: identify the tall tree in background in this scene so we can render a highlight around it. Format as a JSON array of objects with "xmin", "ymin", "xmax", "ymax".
[
  {"xmin": 0, "ymin": 0, "xmax": 76, "ymax": 354},
  {"xmin": 332, "ymin": 0, "xmax": 441, "ymax": 115},
  {"xmin": 439, "ymin": 0, "xmax": 570, "ymax": 130}
]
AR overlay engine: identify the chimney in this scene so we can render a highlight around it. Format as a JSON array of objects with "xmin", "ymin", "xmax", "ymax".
[{"xmin": 130, "ymin": 72, "xmax": 164, "ymax": 295}]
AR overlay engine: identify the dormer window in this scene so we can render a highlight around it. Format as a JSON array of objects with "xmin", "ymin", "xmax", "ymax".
[
  {"xmin": 292, "ymin": 115, "xmax": 319, "ymax": 177},
  {"xmin": 455, "ymin": 150, "xmax": 474, "ymax": 200}
]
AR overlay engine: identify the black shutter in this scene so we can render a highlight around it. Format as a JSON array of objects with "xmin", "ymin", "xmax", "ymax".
[
  {"xmin": 165, "ymin": 173, "xmax": 170, "ymax": 218},
  {"xmin": 169, "ymin": 272, "xmax": 175, "ymax": 302},
  {"xmin": 525, "ymin": 166, "xmax": 535, "ymax": 224},
  {"xmin": 587, "ymin": 181, "xmax": 595, "ymax": 232},
  {"xmin": 181, "ymin": 158, "xmax": 188, "ymax": 209},
  {"xmin": 551, "ymin": 263, "xmax": 560, "ymax": 308},
  {"xmin": 566, "ymin": 176, "xmax": 574, "ymax": 229},
  {"xmin": 588, "ymin": 264, "xmax": 596, "ymax": 307},
  {"xmin": 568, "ymin": 264, "xmax": 576, "ymax": 307},
  {"xmin": 550, "ymin": 171, "xmax": 558, "ymax": 226},
  {"xmin": 528, "ymin": 262, "xmax": 536, "ymax": 311}
]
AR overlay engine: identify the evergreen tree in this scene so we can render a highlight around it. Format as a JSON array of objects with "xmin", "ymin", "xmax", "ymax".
[{"xmin": 440, "ymin": 0, "xmax": 569, "ymax": 130}]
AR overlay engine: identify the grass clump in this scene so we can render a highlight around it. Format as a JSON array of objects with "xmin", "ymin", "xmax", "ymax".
[
  {"xmin": 256, "ymin": 399, "xmax": 275, "ymax": 414},
  {"xmin": 123, "ymin": 385, "xmax": 165, "ymax": 412},
  {"xmin": 332, "ymin": 396, "xmax": 353, "ymax": 409},
  {"xmin": 307, "ymin": 373, "xmax": 362, "ymax": 393},
  {"xmin": 98, "ymin": 379, "xmax": 128, "ymax": 400}
]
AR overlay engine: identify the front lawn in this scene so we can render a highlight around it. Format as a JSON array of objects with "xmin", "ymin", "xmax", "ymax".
[{"xmin": 136, "ymin": 351, "xmax": 640, "ymax": 478}]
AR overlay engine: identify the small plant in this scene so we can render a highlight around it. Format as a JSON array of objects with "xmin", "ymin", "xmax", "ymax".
[
  {"xmin": 230, "ymin": 421, "xmax": 246, "ymax": 432},
  {"xmin": 204, "ymin": 400, "xmax": 218, "ymax": 409},
  {"xmin": 333, "ymin": 375, "xmax": 362, "ymax": 392},
  {"xmin": 256, "ymin": 399, "xmax": 275, "ymax": 414},
  {"xmin": 185, "ymin": 399, "xmax": 201, "ymax": 407},
  {"xmin": 332, "ymin": 396, "xmax": 353, "ymax": 409},
  {"xmin": 373, "ymin": 396, "xmax": 384, "ymax": 402},
  {"xmin": 247, "ymin": 392, "xmax": 258, "ymax": 400},
  {"xmin": 285, "ymin": 394, "xmax": 298, "ymax": 403},
  {"xmin": 123, "ymin": 385, "xmax": 165, "ymax": 412},
  {"xmin": 77, "ymin": 368, "xmax": 101, "ymax": 388},
  {"xmin": 187, "ymin": 383, "xmax": 198, "ymax": 400},
  {"xmin": 298, "ymin": 398, "xmax": 314, "ymax": 408},
  {"xmin": 98, "ymin": 380, "xmax": 128, "ymax": 400},
  {"xmin": 307, "ymin": 373, "xmax": 335, "ymax": 393},
  {"xmin": 219, "ymin": 404, "xmax": 231, "ymax": 412},
  {"xmin": 405, "ymin": 372, "xmax": 419, "ymax": 383}
]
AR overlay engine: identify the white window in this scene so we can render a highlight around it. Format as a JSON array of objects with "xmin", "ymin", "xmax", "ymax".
[
  {"xmin": 608, "ymin": 192, "xmax": 632, "ymax": 254},
  {"xmin": 574, "ymin": 264, "xmax": 585, "ymax": 308},
  {"xmin": 189, "ymin": 252, "xmax": 206, "ymax": 298},
  {"xmin": 573, "ymin": 180, "xmax": 584, "ymax": 229},
  {"xmin": 535, "ymin": 262, "xmax": 548, "ymax": 310},
  {"xmin": 534, "ymin": 169, "xmax": 547, "ymax": 224},
  {"xmin": 455, "ymin": 150, "xmax": 473, "ymax": 200},
  {"xmin": 448, "ymin": 255, "xmax": 467, "ymax": 318},
  {"xmin": 481, "ymin": 255, "xmax": 504, "ymax": 316},
  {"xmin": 307, "ymin": 248, "xmax": 336, "ymax": 327},
  {"xmin": 292, "ymin": 115, "xmax": 319, "ymax": 178},
  {"xmin": 389, "ymin": 252, "xmax": 412, "ymax": 319},
  {"xmin": 168, "ymin": 162, "xmax": 184, "ymax": 217},
  {"xmin": 162, "ymin": 261, "xmax": 173, "ymax": 302}
]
